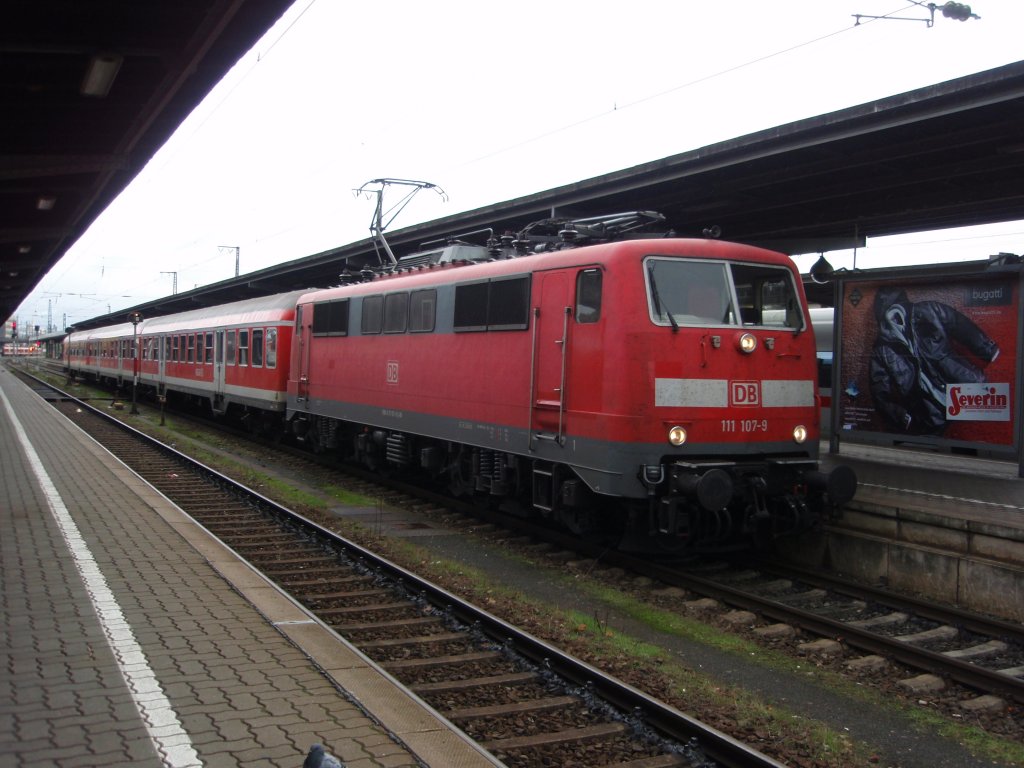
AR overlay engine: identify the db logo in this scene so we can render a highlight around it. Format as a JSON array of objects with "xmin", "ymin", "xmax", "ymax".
[
  {"xmin": 730, "ymin": 381, "xmax": 760, "ymax": 406},
  {"xmin": 386, "ymin": 360, "xmax": 399, "ymax": 385}
]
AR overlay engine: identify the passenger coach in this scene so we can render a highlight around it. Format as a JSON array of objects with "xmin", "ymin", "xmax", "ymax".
[{"xmin": 67, "ymin": 291, "xmax": 306, "ymax": 424}]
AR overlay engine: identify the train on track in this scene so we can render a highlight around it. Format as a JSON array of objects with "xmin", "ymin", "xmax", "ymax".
[{"xmin": 65, "ymin": 213, "xmax": 855, "ymax": 553}]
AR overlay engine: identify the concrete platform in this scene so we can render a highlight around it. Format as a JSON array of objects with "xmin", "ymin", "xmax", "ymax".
[
  {"xmin": 800, "ymin": 441, "xmax": 1024, "ymax": 620},
  {"xmin": 0, "ymin": 364, "xmax": 500, "ymax": 768}
]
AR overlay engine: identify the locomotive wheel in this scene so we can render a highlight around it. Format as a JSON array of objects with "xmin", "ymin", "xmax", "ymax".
[
  {"xmin": 556, "ymin": 506, "xmax": 596, "ymax": 536},
  {"xmin": 447, "ymin": 447, "xmax": 474, "ymax": 498}
]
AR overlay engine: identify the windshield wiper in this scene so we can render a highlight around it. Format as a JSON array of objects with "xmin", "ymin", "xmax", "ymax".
[{"xmin": 647, "ymin": 264, "xmax": 679, "ymax": 333}]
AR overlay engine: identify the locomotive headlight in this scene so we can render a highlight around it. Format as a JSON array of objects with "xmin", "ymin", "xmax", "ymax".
[
  {"xmin": 736, "ymin": 332, "xmax": 757, "ymax": 354},
  {"xmin": 668, "ymin": 426, "xmax": 688, "ymax": 446},
  {"xmin": 793, "ymin": 425, "xmax": 808, "ymax": 444}
]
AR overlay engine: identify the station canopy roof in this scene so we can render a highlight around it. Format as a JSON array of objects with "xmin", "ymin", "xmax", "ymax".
[
  {"xmin": 1, "ymin": 0, "xmax": 296, "ymax": 324},
  {"xmin": 3, "ymin": 5, "xmax": 1023, "ymax": 329}
]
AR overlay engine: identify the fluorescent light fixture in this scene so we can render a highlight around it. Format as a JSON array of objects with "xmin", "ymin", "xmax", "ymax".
[
  {"xmin": 36, "ymin": 195, "xmax": 56, "ymax": 211},
  {"xmin": 81, "ymin": 53, "xmax": 123, "ymax": 97}
]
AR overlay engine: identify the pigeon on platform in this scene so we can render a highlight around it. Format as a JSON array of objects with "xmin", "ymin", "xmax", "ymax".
[{"xmin": 303, "ymin": 743, "xmax": 345, "ymax": 768}]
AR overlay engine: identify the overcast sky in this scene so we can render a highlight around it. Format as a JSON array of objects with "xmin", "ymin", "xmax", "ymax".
[{"xmin": 15, "ymin": 0, "xmax": 1024, "ymax": 333}]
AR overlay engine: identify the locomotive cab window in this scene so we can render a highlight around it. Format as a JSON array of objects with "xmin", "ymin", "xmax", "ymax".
[
  {"xmin": 645, "ymin": 257, "xmax": 803, "ymax": 330},
  {"xmin": 731, "ymin": 263, "xmax": 804, "ymax": 330},
  {"xmin": 576, "ymin": 269, "xmax": 602, "ymax": 323}
]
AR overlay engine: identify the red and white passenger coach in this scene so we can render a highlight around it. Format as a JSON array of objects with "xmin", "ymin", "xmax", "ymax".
[{"xmin": 67, "ymin": 291, "xmax": 306, "ymax": 423}]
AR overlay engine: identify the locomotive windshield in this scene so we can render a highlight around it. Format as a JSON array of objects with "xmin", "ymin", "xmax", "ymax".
[{"xmin": 645, "ymin": 258, "xmax": 805, "ymax": 330}]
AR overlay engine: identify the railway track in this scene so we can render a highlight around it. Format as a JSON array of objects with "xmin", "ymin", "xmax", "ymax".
[
  {"xmin": 19, "ymin": 364, "xmax": 1022, "ymax": 727},
  {"xmin": 456, "ymin": 504, "xmax": 1024, "ymax": 711},
  {"xmin": 16, "ymin": 369, "xmax": 786, "ymax": 768}
]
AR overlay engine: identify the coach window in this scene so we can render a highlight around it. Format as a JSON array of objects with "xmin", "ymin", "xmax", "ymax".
[
  {"xmin": 225, "ymin": 330, "xmax": 236, "ymax": 365},
  {"xmin": 187, "ymin": 334, "xmax": 195, "ymax": 363},
  {"xmin": 409, "ymin": 289, "xmax": 436, "ymax": 332},
  {"xmin": 239, "ymin": 329, "xmax": 249, "ymax": 366},
  {"xmin": 205, "ymin": 332, "xmax": 214, "ymax": 363},
  {"xmin": 252, "ymin": 329, "xmax": 264, "ymax": 367},
  {"xmin": 576, "ymin": 269, "xmax": 602, "ymax": 323},
  {"xmin": 361, "ymin": 295, "xmax": 383, "ymax": 334},
  {"xmin": 164, "ymin": 337, "xmax": 170, "ymax": 361},
  {"xmin": 172, "ymin": 336, "xmax": 179, "ymax": 362},
  {"xmin": 197, "ymin": 333, "xmax": 205, "ymax": 364},
  {"xmin": 266, "ymin": 328, "xmax": 278, "ymax": 368},
  {"xmin": 384, "ymin": 293, "xmax": 408, "ymax": 334}
]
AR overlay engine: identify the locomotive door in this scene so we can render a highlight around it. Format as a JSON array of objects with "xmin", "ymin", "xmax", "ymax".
[{"xmin": 530, "ymin": 272, "xmax": 572, "ymax": 446}]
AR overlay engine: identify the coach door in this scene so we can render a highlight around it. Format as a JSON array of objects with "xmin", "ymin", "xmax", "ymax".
[
  {"xmin": 530, "ymin": 272, "xmax": 573, "ymax": 447},
  {"xmin": 213, "ymin": 330, "xmax": 226, "ymax": 412},
  {"xmin": 296, "ymin": 304, "xmax": 311, "ymax": 404}
]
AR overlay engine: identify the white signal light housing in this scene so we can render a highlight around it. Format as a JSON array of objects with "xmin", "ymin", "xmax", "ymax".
[
  {"xmin": 737, "ymin": 332, "xmax": 757, "ymax": 354},
  {"xmin": 793, "ymin": 425, "xmax": 808, "ymax": 444},
  {"xmin": 668, "ymin": 426, "xmax": 688, "ymax": 446}
]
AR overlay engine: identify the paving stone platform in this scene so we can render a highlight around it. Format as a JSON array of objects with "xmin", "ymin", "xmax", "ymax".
[{"xmin": 0, "ymin": 363, "xmax": 499, "ymax": 768}]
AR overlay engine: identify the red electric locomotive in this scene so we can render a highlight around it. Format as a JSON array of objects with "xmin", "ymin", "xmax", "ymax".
[{"xmin": 287, "ymin": 219, "xmax": 855, "ymax": 552}]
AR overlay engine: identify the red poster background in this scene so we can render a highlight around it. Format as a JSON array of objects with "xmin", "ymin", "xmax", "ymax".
[{"xmin": 836, "ymin": 275, "xmax": 1018, "ymax": 447}]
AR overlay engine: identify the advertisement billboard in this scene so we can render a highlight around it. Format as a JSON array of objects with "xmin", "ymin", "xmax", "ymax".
[{"xmin": 834, "ymin": 264, "xmax": 1021, "ymax": 458}]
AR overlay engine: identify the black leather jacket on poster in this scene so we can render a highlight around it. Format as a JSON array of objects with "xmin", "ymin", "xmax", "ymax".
[{"xmin": 869, "ymin": 288, "xmax": 1000, "ymax": 433}]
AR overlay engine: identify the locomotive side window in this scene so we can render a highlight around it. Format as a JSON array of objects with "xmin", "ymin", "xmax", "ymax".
[
  {"xmin": 576, "ymin": 269, "xmax": 602, "ymax": 323},
  {"xmin": 454, "ymin": 275, "xmax": 530, "ymax": 332},
  {"xmin": 361, "ymin": 295, "xmax": 383, "ymax": 334},
  {"xmin": 312, "ymin": 299, "xmax": 349, "ymax": 336},
  {"xmin": 453, "ymin": 281, "xmax": 489, "ymax": 331},
  {"xmin": 409, "ymin": 289, "xmax": 436, "ymax": 332},
  {"xmin": 488, "ymin": 276, "xmax": 530, "ymax": 330},
  {"xmin": 226, "ymin": 330, "xmax": 236, "ymax": 365},
  {"xmin": 266, "ymin": 328, "xmax": 278, "ymax": 368},
  {"xmin": 252, "ymin": 329, "xmax": 264, "ymax": 367},
  {"xmin": 384, "ymin": 293, "xmax": 408, "ymax": 334},
  {"xmin": 238, "ymin": 330, "xmax": 249, "ymax": 366}
]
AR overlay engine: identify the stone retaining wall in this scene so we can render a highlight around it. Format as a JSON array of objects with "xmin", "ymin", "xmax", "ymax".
[{"xmin": 774, "ymin": 499, "xmax": 1024, "ymax": 622}]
